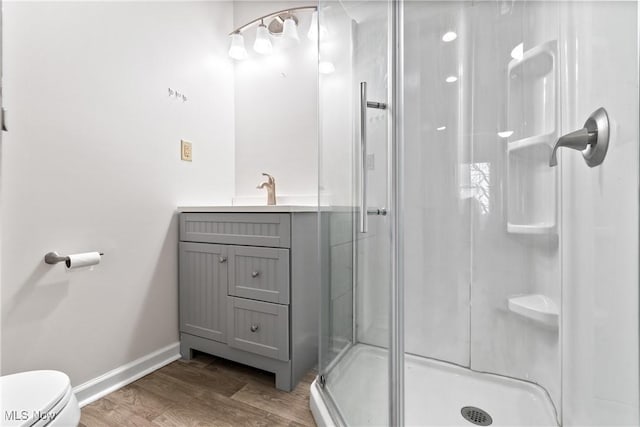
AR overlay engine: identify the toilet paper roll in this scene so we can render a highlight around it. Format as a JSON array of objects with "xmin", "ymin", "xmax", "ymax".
[{"xmin": 65, "ymin": 252, "xmax": 101, "ymax": 270}]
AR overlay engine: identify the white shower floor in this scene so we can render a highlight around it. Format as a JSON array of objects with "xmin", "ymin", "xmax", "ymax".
[{"xmin": 317, "ymin": 344, "xmax": 558, "ymax": 426}]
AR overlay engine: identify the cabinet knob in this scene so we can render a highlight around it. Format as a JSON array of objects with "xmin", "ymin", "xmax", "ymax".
[
  {"xmin": 250, "ymin": 324, "xmax": 259, "ymax": 332},
  {"xmin": 251, "ymin": 271, "xmax": 260, "ymax": 278},
  {"xmin": 218, "ymin": 256, "xmax": 227, "ymax": 263}
]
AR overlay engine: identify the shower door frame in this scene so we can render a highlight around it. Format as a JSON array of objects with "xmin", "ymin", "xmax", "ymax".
[
  {"xmin": 315, "ymin": 0, "xmax": 405, "ymax": 425},
  {"xmin": 389, "ymin": 0, "xmax": 404, "ymax": 426}
]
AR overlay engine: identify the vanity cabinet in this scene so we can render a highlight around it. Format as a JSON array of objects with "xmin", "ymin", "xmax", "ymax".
[{"xmin": 178, "ymin": 210, "xmax": 318, "ymax": 391}]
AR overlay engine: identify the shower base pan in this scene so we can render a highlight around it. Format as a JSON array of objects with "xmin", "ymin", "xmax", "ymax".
[{"xmin": 310, "ymin": 344, "xmax": 558, "ymax": 426}]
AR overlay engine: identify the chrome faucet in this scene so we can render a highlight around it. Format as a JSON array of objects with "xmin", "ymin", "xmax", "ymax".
[{"xmin": 256, "ymin": 173, "xmax": 276, "ymax": 206}]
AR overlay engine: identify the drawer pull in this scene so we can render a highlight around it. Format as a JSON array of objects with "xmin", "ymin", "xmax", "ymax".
[
  {"xmin": 251, "ymin": 271, "xmax": 260, "ymax": 278},
  {"xmin": 250, "ymin": 324, "xmax": 260, "ymax": 332},
  {"xmin": 219, "ymin": 256, "xmax": 227, "ymax": 263}
]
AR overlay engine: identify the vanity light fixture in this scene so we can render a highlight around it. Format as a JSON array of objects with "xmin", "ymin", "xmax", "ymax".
[
  {"xmin": 254, "ymin": 21, "xmax": 273, "ymax": 55},
  {"xmin": 228, "ymin": 6, "xmax": 319, "ymax": 60},
  {"xmin": 228, "ymin": 32, "xmax": 248, "ymax": 60},
  {"xmin": 282, "ymin": 17, "xmax": 300, "ymax": 46}
]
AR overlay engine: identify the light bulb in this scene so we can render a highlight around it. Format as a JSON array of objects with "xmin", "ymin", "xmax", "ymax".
[
  {"xmin": 498, "ymin": 130, "xmax": 514, "ymax": 138},
  {"xmin": 445, "ymin": 75, "xmax": 458, "ymax": 83},
  {"xmin": 308, "ymin": 11, "xmax": 328, "ymax": 41},
  {"xmin": 228, "ymin": 33, "xmax": 248, "ymax": 60},
  {"xmin": 254, "ymin": 23, "xmax": 273, "ymax": 55},
  {"xmin": 281, "ymin": 17, "xmax": 300, "ymax": 48}
]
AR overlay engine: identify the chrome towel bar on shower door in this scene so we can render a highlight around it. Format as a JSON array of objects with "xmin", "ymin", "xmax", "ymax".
[{"xmin": 359, "ymin": 81, "xmax": 387, "ymax": 233}]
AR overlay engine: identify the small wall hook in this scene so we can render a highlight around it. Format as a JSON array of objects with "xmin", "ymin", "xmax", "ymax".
[{"xmin": 168, "ymin": 88, "xmax": 188, "ymax": 102}]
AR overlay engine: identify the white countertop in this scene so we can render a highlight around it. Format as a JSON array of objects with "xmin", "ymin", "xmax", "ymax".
[{"xmin": 177, "ymin": 205, "xmax": 317, "ymax": 213}]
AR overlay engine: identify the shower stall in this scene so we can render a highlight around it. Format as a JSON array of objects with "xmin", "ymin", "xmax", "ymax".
[{"xmin": 312, "ymin": 0, "xmax": 640, "ymax": 425}]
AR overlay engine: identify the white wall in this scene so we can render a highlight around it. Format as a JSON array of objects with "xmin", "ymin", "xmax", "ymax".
[
  {"xmin": 233, "ymin": 1, "xmax": 318, "ymax": 204},
  {"xmin": 561, "ymin": 1, "xmax": 639, "ymax": 424},
  {"xmin": 1, "ymin": 1, "xmax": 235, "ymax": 387}
]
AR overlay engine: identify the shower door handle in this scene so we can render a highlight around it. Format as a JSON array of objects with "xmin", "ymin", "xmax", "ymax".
[{"xmin": 359, "ymin": 81, "xmax": 387, "ymax": 233}]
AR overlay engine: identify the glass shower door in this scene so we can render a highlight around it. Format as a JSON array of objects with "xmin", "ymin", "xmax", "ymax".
[
  {"xmin": 318, "ymin": 1, "xmax": 394, "ymax": 425},
  {"xmin": 315, "ymin": 0, "xmax": 639, "ymax": 426}
]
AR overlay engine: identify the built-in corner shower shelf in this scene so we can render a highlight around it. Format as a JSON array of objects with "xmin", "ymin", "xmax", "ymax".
[
  {"xmin": 506, "ymin": 133, "xmax": 557, "ymax": 235},
  {"xmin": 505, "ymin": 133, "xmax": 558, "ymax": 235},
  {"xmin": 507, "ymin": 40, "xmax": 556, "ymax": 78},
  {"xmin": 506, "ymin": 40, "xmax": 559, "ymax": 236},
  {"xmin": 508, "ymin": 294, "xmax": 559, "ymax": 329}
]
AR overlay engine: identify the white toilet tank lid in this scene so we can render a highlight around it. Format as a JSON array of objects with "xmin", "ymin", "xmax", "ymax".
[{"xmin": 0, "ymin": 370, "xmax": 72, "ymax": 427}]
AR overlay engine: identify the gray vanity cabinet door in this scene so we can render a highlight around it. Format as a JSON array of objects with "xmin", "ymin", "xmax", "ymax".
[
  {"xmin": 179, "ymin": 242, "xmax": 228, "ymax": 343},
  {"xmin": 227, "ymin": 297, "xmax": 289, "ymax": 361},
  {"xmin": 228, "ymin": 246, "xmax": 290, "ymax": 304}
]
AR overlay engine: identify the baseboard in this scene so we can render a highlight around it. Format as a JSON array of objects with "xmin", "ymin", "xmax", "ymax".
[{"xmin": 72, "ymin": 342, "xmax": 181, "ymax": 407}]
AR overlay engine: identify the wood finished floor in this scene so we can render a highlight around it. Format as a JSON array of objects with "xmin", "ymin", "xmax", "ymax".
[{"xmin": 79, "ymin": 351, "xmax": 317, "ymax": 427}]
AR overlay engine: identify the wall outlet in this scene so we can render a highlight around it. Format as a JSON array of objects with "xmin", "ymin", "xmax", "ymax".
[{"xmin": 181, "ymin": 140, "xmax": 192, "ymax": 161}]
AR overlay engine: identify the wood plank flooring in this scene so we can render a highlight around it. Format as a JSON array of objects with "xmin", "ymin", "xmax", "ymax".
[{"xmin": 79, "ymin": 351, "xmax": 317, "ymax": 427}]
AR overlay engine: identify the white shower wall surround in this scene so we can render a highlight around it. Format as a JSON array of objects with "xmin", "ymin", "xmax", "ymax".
[{"xmin": 316, "ymin": 0, "xmax": 639, "ymax": 425}]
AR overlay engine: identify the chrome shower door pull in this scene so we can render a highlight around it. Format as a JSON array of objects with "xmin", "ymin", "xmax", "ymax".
[
  {"xmin": 549, "ymin": 107, "xmax": 610, "ymax": 167},
  {"xmin": 359, "ymin": 81, "xmax": 387, "ymax": 233},
  {"xmin": 367, "ymin": 208, "xmax": 388, "ymax": 216}
]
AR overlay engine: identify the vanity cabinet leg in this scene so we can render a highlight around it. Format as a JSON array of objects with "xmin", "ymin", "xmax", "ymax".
[
  {"xmin": 275, "ymin": 369, "xmax": 292, "ymax": 392},
  {"xmin": 180, "ymin": 342, "xmax": 194, "ymax": 361}
]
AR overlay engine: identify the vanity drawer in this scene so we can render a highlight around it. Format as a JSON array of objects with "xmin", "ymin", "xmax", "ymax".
[
  {"xmin": 227, "ymin": 297, "xmax": 289, "ymax": 361},
  {"xmin": 229, "ymin": 246, "xmax": 290, "ymax": 304},
  {"xmin": 180, "ymin": 213, "xmax": 291, "ymax": 248}
]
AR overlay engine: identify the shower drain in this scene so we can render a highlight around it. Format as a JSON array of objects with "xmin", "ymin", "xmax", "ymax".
[{"xmin": 460, "ymin": 406, "xmax": 493, "ymax": 426}]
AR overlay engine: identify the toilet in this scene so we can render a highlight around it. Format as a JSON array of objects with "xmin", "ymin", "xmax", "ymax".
[{"xmin": 0, "ymin": 370, "xmax": 80, "ymax": 426}]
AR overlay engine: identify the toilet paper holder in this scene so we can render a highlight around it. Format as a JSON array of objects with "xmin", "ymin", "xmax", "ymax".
[{"xmin": 44, "ymin": 251, "xmax": 104, "ymax": 265}]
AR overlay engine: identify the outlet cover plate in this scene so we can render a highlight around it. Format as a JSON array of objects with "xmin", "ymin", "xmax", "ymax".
[{"xmin": 181, "ymin": 140, "xmax": 192, "ymax": 161}]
